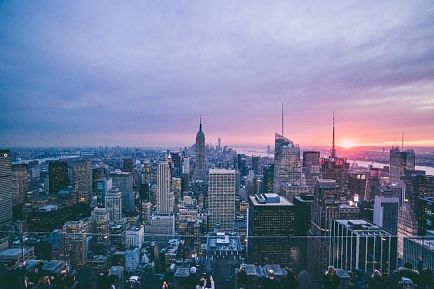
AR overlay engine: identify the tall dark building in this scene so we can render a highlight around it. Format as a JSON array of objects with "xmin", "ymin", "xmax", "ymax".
[
  {"xmin": 308, "ymin": 179, "xmax": 341, "ymax": 280},
  {"xmin": 123, "ymin": 158, "xmax": 134, "ymax": 173},
  {"xmin": 390, "ymin": 146, "xmax": 415, "ymax": 183},
  {"xmin": 251, "ymin": 156, "xmax": 260, "ymax": 175},
  {"xmin": 293, "ymin": 195, "xmax": 314, "ymax": 236},
  {"xmin": 419, "ymin": 197, "xmax": 434, "ymax": 235},
  {"xmin": 293, "ymin": 194, "xmax": 314, "ymax": 270},
  {"xmin": 48, "ymin": 161, "xmax": 69, "ymax": 194},
  {"xmin": 92, "ymin": 167, "xmax": 106, "ymax": 192},
  {"xmin": 398, "ymin": 171, "xmax": 434, "ymax": 255},
  {"xmin": 237, "ymin": 154, "xmax": 248, "ymax": 177},
  {"xmin": 321, "ymin": 113, "xmax": 349, "ymax": 196},
  {"xmin": 193, "ymin": 117, "xmax": 206, "ymax": 181},
  {"xmin": 348, "ymin": 173, "xmax": 367, "ymax": 200},
  {"xmin": 302, "ymin": 151, "xmax": 320, "ymax": 189},
  {"xmin": 247, "ymin": 193, "xmax": 295, "ymax": 267},
  {"xmin": 365, "ymin": 167, "xmax": 381, "ymax": 201},
  {"xmin": 0, "ymin": 150, "xmax": 13, "ymax": 226},
  {"xmin": 170, "ymin": 152, "xmax": 182, "ymax": 177},
  {"xmin": 72, "ymin": 161, "xmax": 92, "ymax": 202},
  {"xmin": 262, "ymin": 164, "xmax": 274, "ymax": 194}
]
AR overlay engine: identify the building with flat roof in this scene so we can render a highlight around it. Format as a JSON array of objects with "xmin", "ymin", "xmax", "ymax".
[
  {"xmin": 208, "ymin": 169, "xmax": 236, "ymax": 231},
  {"xmin": 331, "ymin": 219, "xmax": 397, "ymax": 275},
  {"xmin": 248, "ymin": 193, "xmax": 295, "ymax": 267},
  {"xmin": 0, "ymin": 247, "xmax": 34, "ymax": 268},
  {"xmin": 404, "ymin": 237, "xmax": 434, "ymax": 270},
  {"xmin": 126, "ymin": 225, "xmax": 144, "ymax": 249},
  {"xmin": 204, "ymin": 232, "xmax": 242, "ymax": 287}
]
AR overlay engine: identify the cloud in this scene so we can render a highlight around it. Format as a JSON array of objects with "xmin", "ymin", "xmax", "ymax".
[{"xmin": 1, "ymin": 0, "xmax": 434, "ymax": 146}]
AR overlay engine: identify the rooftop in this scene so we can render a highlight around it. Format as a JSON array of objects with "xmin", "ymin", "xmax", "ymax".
[
  {"xmin": 206, "ymin": 232, "xmax": 241, "ymax": 252},
  {"xmin": 208, "ymin": 168, "xmax": 236, "ymax": 174},
  {"xmin": 335, "ymin": 219, "xmax": 392, "ymax": 236},
  {"xmin": 0, "ymin": 247, "xmax": 33, "ymax": 259},
  {"xmin": 250, "ymin": 194, "xmax": 293, "ymax": 206},
  {"xmin": 317, "ymin": 179, "xmax": 338, "ymax": 188}
]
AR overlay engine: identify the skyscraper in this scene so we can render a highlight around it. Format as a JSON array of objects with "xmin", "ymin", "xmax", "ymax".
[
  {"xmin": 330, "ymin": 219, "xmax": 397, "ymax": 275},
  {"xmin": 262, "ymin": 164, "xmax": 274, "ymax": 194},
  {"xmin": 157, "ymin": 160, "xmax": 173, "ymax": 213},
  {"xmin": 208, "ymin": 169, "xmax": 236, "ymax": 231},
  {"xmin": 321, "ymin": 113, "xmax": 350, "ymax": 196},
  {"xmin": 48, "ymin": 161, "xmax": 69, "ymax": 194},
  {"xmin": 193, "ymin": 117, "xmax": 206, "ymax": 181},
  {"xmin": 0, "ymin": 150, "xmax": 12, "ymax": 226},
  {"xmin": 11, "ymin": 163, "xmax": 28, "ymax": 206},
  {"xmin": 247, "ymin": 193, "xmax": 295, "ymax": 267},
  {"xmin": 308, "ymin": 179, "xmax": 341, "ymax": 280},
  {"xmin": 72, "ymin": 161, "xmax": 92, "ymax": 202},
  {"xmin": 373, "ymin": 195, "xmax": 399, "ymax": 234},
  {"xmin": 302, "ymin": 151, "xmax": 320, "ymax": 189},
  {"xmin": 91, "ymin": 207, "xmax": 110, "ymax": 244},
  {"xmin": 61, "ymin": 220, "xmax": 88, "ymax": 269},
  {"xmin": 123, "ymin": 158, "xmax": 134, "ymax": 173},
  {"xmin": 273, "ymin": 133, "xmax": 302, "ymax": 194},
  {"xmin": 105, "ymin": 188, "xmax": 122, "ymax": 223},
  {"xmin": 390, "ymin": 146, "xmax": 416, "ymax": 183},
  {"xmin": 92, "ymin": 167, "xmax": 106, "ymax": 192}
]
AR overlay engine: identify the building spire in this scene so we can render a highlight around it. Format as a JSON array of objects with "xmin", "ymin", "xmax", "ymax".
[
  {"xmin": 281, "ymin": 102, "xmax": 284, "ymax": 136},
  {"xmin": 331, "ymin": 111, "xmax": 336, "ymax": 158},
  {"xmin": 199, "ymin": 115, "xmax": 202, "ymax": 131}
]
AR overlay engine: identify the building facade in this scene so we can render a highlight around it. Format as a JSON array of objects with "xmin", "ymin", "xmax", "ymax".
[
  {"xmin": 0, "ymin": 150, "xmax": 12, "ymax": 226},
  {"xmin": 330, "ymin": 219, "xmax": 397, "ymax": 275},
  {"xmin": 208, "ymin": 169, "xmax": 236, "ymax": 231},
  {"xmin": 247, "ymin": 193, "xmax": 295, "ymax": 267}
]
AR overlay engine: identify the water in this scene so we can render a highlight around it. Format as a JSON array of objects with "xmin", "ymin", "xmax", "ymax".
[
  {"xmin": 349, "ymin": 160, "xmax": 434, "ymax": 176},
  {"xmin": 233, "ymin": 146, "xmax": 434, "ymax": 176}
]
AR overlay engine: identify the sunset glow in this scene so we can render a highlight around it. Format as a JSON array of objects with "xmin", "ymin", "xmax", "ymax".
[{"xmin": 339, "ymin": 139, "xmax": 357, "ymax": 149}]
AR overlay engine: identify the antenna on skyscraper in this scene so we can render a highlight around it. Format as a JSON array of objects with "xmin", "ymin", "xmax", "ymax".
[
  {"xmin": 331, "ymin": 111, "xmax": 336, "ymax": 158},
  {"xmin": 199, "ymin": 115, "xmax": 202, "ymax": 131},
  {"xmin": 281, "ymin": 102, "xmax": 284, "ymax": 136},
  {"xmin": 402, "ymin": 131, "xmax": 404, "ymax": 149}
]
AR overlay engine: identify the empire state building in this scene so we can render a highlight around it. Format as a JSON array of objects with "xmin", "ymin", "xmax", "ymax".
[{"xmin": 193, "ymin": 117, "xmax": 206, "ymax": 181}]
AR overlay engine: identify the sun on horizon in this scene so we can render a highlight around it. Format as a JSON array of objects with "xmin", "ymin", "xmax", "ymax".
[{"xmin": 339, "ymin": 139, "xmax": 357, "ymax": 149}]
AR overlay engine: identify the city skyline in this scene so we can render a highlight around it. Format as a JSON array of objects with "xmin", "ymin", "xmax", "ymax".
[{"xmin": 1, "ymin": 1, "xmax": 434, "ymax": 147}]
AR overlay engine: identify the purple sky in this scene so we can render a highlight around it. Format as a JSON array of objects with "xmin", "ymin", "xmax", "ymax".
[{"xmin": 1, "ymin": 1, "xmax": 434, "ymax": 147}]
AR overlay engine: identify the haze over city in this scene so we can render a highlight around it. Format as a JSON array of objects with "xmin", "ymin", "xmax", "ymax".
[{"xmin": 1, "ymin": 1, "xmax": 434, "ymax": 147}]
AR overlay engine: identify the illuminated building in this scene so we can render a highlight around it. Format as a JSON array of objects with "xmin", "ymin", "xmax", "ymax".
[
  {"xmin": 11, "ymin": 163, "xmax": 28, "ymax": 206},
  {"xmin": 61, "ymin": 220, "xmax": 88, "ymax": 269},
  {"xmin": 105, "ymin": 188, "xmax": 122, "ymax": 223},
  {"xmin": 262, "ymin": 164, "xmax": 274, "ymax": 194},
  {"xmin": 273, "ymin": 133, "xmax": 302, "ymax": 194},
  {"xmin": 72, "ymin": 161, "xmax": 92, "ymax": 202},
  {"xmin": 208, "ymin": 169, "xmax": 236, "ymax": 231},
  {"xmin": 0, "ymin": 150, "xmax": 12, "ymax": 226},
  {"xmin": 247, "ymin": 193, "xmax": 295, "ymax": 267}
]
